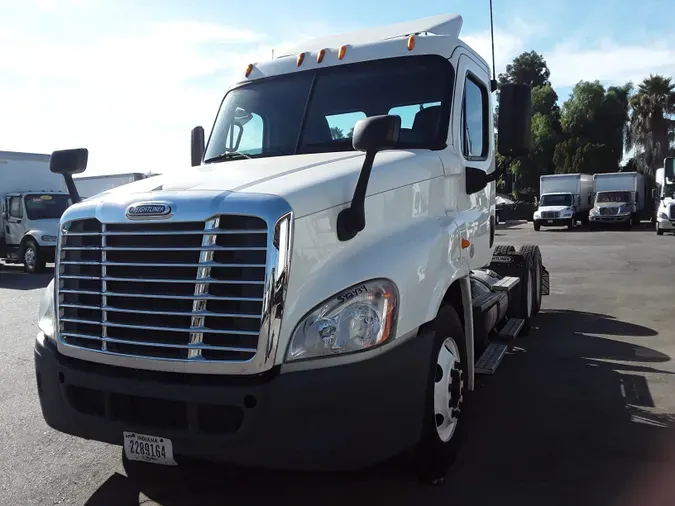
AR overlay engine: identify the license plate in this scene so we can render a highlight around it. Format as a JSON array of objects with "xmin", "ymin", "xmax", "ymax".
[
  {"xmin": 547, "ymin": 220, "xmax": 553, "ymax": 224},
  {"xmin": 123, "ymin": 431, "xmax": 177, "ymax": 466}
]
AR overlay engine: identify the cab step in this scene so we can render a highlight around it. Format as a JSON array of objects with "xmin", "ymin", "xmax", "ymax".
[
  {"xmin": 497, "ymin": 318, "xmax": 525, "ymax": 340},
  {"xmin": 471, "ymin": 291, "xmax": 505, "ymax": 313},
  {"xmin": 475, "ymin": 343, "xmax": 508, "ymax": 375},
  {"xmin": 492, "ymin": 275, "xmax": 520, "ymax": 292}
]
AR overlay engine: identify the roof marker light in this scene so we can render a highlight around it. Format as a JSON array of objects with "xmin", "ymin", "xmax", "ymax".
[
  {"xmin": 297, "ymin": 52, "xmax": 305, "ymax": 67},
  {"xmin": 407, "ymin": 35, "xmax": 415, "ymax": 51},
  {"xmin": 317, "ymin": 49, "xmax": 325, "ymax": 63},
  {"xmin": 338, "ymin": 45, "xmax": 347, "ymax": 60},
  {"xmin": 245, "ymin": 64, "xmax": 253, "ymax": 77}
]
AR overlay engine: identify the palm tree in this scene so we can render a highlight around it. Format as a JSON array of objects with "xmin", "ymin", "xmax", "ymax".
[{"xmin": 625, "ymin": 74, "xmax": 675, "ymax": 175}]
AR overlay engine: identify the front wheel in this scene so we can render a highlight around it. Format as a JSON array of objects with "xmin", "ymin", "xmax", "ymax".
[
  {"xmin": 22, "ymin": 239, "xmax": 46, "ymax": 274},
  {"xmin": 567, "ymin": 219, "xmax": 574, "ymax": 230},
  {"xmin": 657, "ymin": 223, "xmax": 664, "ymax": 236},
  {"xmin": 417, "ymin": 304, "xmax": 467, "ymax": 485},
  {"xmin": 533, "ymin": 221, "xmax": 541, "ymax": 232}
]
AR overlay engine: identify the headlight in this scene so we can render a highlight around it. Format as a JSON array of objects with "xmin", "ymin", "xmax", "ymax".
[
  {"xmin": 41, "ymin": 235, "xmax": 57, "ymax": 242},
  {"xmin": 561, "ymin": 208, "xmax": 573, "ymax": 216},
  {"xmin": 38, "ymin": 279, "xmax": 56, "ymax": 341},
  {"xmin": 659, "ymin": 211, "xmax": 669, "ymax": 220},
  {"xmin": 286, "ymin": 279, "xmax": 398, "ymax": 362},
  {"xmin": 590, "ymin": 208, "xmax": 599, "ymax": 216}
]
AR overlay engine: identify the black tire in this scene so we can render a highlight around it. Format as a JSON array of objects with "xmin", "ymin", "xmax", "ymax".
[
  {"xmin": 22, "ymin": 238, "xmax": 45, "ymax": 274},
  {"xmin": 518, "ymin": 245, "xmax": 543, "ymax": 317},
  {"xmin": 632, "ymin": 215, "xmax": 640, "ymax": 226},
  {"xmin": 566, "ymin": 219, "xmax": 574, "ymax": 231},
  {"xmin": 510, "ymin": 248, "xmax": 536, "ymax": 335},
  {"xmin": 493, "ymin": 244, "xmax": 516, "ymax": 256},
  {"xmin": 495, "ymin": 211, "xmax": 501, "ymax": 224},
  {"xmin": 417, "ymin": 304, "xmax": 467, "ymax": 485},
  {"xmin": 581, "ymin": 215, "xmax": 589, "ymax": 226},
  {"xmin": 657, "ymin": 223, "xmax": 664, "ymax": 236},
  {"xmin": 533, "ymin": 221, "xmax": 541, "ymax": 231},
  {"xmin": 626, "ymin": 219, "xmax": 633, "ymax": 230}
]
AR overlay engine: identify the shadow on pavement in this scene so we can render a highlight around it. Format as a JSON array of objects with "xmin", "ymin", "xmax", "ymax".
[
  {"xmin": 0, "ymin": 263, "xmax": 53, "ymax": 290},
  {"xmin": 84, "ymin": 309, "xmax": 674, "ymax": 506}
]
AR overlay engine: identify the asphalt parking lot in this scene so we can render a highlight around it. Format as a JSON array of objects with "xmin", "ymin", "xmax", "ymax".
[{"xmin": 2, "ymin": 221, "xmax": 675, "ymax": 506}]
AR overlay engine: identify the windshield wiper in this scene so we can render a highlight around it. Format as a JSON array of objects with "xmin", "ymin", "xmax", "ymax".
[{"xmin": 204, "ymin": 150, "xmax": 252, "ymax": 164}]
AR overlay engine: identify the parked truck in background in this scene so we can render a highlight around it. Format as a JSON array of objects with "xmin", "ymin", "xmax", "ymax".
[
  {"xmin": 34, "ymin": 14, "xmax": 551, "ymax": 484},
  {"xmin": 0, "ymin": 150, "xmax": 70, "ymax": 273},
  {"xmin": 533, "ymin": 173, "xmax": 593, "ymax": 231},
  {"xmin": 654, "ymin": 158, "xmax": 675, "ymax": 235},
  {"xmin": 589, "ymin": 172, "xmax": 645, "ymax": 230},
  {"xmin": 74, "ymin": 172, "xmax": 159, "ymax": 200}
]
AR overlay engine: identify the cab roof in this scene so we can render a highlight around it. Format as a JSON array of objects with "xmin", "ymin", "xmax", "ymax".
[{"xmin": 281, "ymin": 13, "xmax": 463, "ymax": 56}]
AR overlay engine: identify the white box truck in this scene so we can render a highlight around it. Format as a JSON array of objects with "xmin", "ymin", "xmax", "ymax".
[
  {"xmin": 0, "ymin": 150, "xmax": 70, "ymax": 273},
  {"xmin": 74, "ymin": 173, "xmax": 149, "ymax": 200},
  {"xmin": 34, "ymin": 13, "xmax": 551, "ymax": 484},
  {"xmin": 589, "ymin": 172, "xmax": 645, "ymax": 229},
  {"xmin": 533, "ymin": 173, "xmax": 593, "ymax": 231},
  {"xmin": 654, "ymin": 158, "xmax": 675, "ymax": 235}
]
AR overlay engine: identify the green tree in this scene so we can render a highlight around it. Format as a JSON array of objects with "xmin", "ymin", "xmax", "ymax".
[
  {"xmin": 497, "ymin": 51, "xmax": 551, "ymax": 89},
  {"xmin": 330, "ymin": 126, "xmax": 345, "ymax": 139},
  {"xmin": 496, "ymin": 52, "xmax": 559, "ymax": 192},
  {"xmin": 554, "ymin": 80, "xmax": 632, "ymax": 174},
  {"xmin": 625, "ymin": 74, "xmax": 675, "ymax": 175}
]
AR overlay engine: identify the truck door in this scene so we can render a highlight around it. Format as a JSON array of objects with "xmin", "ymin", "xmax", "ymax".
[
  {"xmin": 5, "ymin": 196, "xmax": 25, "ymax": 248},
  {"xmin": 453, "ymin": 53, "xmax": 494, "ymax": 269}
]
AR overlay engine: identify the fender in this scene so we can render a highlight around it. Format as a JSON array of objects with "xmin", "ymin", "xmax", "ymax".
[
  {"xmin": 23, "ymin": 230, "xmax": 57, "ymax": 248},
  {"xmin": 278, "ymin": 201, "xmax": 470, "ymax": 365}
]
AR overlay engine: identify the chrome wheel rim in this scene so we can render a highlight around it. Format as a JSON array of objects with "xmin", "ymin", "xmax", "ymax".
[
  {"xmin": 434, "ymin": 338, "xmax": 463, "ymax": 442},
  {"xmin": 24, "ymin": 247, "xmax": 36, "ymax": 269},
  {"xmin": 526, "ymin": 268, "xmax": 533, "ymax": 318}
]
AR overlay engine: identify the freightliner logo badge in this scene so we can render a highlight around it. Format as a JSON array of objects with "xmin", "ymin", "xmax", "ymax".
[{"xmin": 126, "ymin": 202, "xmax": 172, "ymax": 219}]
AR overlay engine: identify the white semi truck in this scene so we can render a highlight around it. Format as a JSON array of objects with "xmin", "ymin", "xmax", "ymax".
[
  {"xmin": 654, "ymin": 158, "xmax": 675, "ymax": 235},
  {"xmin": 74, "ymin": 172, "xmax": 151, "ymax": 200},
  {"xmin": 589, "ymin": 171, "xmax": 645, "ymax": 229},
  {"xmin": 0, "ymin": 150, "xmax": 71, "ymax": 273},
  {"xmin": 34, "ymin": 14, "xmax": 550, "ymax": 484},
  {"xmin": 533, "ymin": 173, "xmax": 593, "ymax": 231}
]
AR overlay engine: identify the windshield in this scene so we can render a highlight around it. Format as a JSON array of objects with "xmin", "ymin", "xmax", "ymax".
[
  {"xmin": 203, "ymin": 55, "xmax": 454, "ymax": 162},
  {"xmin": 540, "ymin": 194, "xmax": 572, "ymax": 207},
  {"xmin": 663, "ymin": 183, "xmax": 675, "ymax": 198},
  {"xmin": 596, "ymin": 191, "xmax": 632, "ymax": 203},
  {"xmin": 23, "ymin": 194, "xmax": 71, "ymax": 220}
]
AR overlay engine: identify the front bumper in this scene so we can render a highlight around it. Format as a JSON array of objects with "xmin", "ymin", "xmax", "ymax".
[
  {"xmin": 35, "ymin": 332, "xmax": 432, "ymax": 471},
  {"xmin": 39, "ymin": 245, "xmax": 56, "ymax": 261},
  {"xmin": 589, "ymin": 214, "xmax": 631, "ymax": 223},
  {"xmin": 535, "ymin": 217, "xmax": 573, "ymax": 226},
  {"xmin": 657, "ymin": 218, "xmax": 675, "ymax": 230}
]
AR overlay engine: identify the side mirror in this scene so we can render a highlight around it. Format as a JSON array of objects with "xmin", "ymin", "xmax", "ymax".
[
  {"xmin": 352, "ymin": 115, "xmax": 401, "ymax": 152},
  {"xmin": 497, "ymin": 83, "xmax": 532, "ymax": 158},
  {"xmin": 665, "ymin": 157, "xmax": 675, "ymax": 180},
  {"xmin": 50, "ymin": 148, "xmax": 88, "ymax": 175},
  {"xmin": 50, "ymin": 148, "xmax": 87, "ymax": 204},
  {"xmin": 191, "ymin": 126, "xmax": 205, "ymax": 167},
  {"xmin": 466, "ymin": 167, "xmax": 488, "ymax": 194},
  {"xmin": 337, "ymin": 115, "xmax": 401, "ymax": 242}
]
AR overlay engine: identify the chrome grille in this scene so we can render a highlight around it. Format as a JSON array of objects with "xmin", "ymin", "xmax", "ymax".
[
  {"xmin": 670, "ymin": 206, "xmax": 675, "ymax": 220},
  {"xmin": 57, "ymin": 216, "xmax": 268, "ymax": 362},
  {"xmin": 599, "ymin": 207, "xmax": 618, "ymax": 216},
  {"xmin": 541, "ymin": 211, "xmax": 559, "ymax": 219}
]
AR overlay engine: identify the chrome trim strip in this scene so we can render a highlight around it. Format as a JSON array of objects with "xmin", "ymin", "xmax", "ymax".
[
  {"xmin": 189, "ymin": 217, "xmax": 217, "ymax": 359},
  {"xmin": 62, "ymin": 333, "xmax": 256, "ymax": 353},
  {"xmin": 55, "ymin": 192, "xmax": 294, "ymax": 375},
  {"xmin": 66, "ymin": 229, "xmax": 266, "ymax": 237},
  {"xmin": 60, "ymin": 275, "xmax": 264, "ymax": 285},
  {"xmin": 60, "ymin": 303, "xmax": 260, "ymax": 319}
]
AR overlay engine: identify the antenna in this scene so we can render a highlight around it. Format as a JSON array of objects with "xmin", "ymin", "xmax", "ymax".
[
  {"xmin": 272, "ymin": 48, "xmax": 275, "ymax": 59},
  {"xmin": 489, "ymin": 0, "xmax": 498, "ymax": 92}
]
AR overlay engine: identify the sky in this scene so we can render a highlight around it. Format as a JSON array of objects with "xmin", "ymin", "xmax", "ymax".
[{"xmin": 0, "ymin": 0, "xmax": 673, "ymax": 175}]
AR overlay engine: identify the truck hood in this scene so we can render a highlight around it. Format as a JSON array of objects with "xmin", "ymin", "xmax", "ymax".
[
  {"xmin": 86, "ymin": 151, "xmax": 443, "ymax": 218},
  {"xmin": 595, "ymin": 202, "xmax": 631, "ymax": 208}
]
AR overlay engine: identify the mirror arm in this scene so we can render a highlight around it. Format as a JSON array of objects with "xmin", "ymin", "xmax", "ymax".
[
  {"xmin": 486, "ymin": 155, "xmax": 512, "ymax": 183},
  {"xmin": 337, "ymin": 150, "xmax": 377, "ymax": 242},
  {"xmin": 63, "ymin": 174, "xmax": 81, "ymax": 204}
]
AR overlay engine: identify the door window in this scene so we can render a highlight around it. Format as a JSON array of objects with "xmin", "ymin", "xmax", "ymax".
[
  {"xmin": 9, "ymin": 197, "xmax": 22, "ymax": 219},
  {"xmin": 461, "ymin": 75, "xmax": 489, "ymax": 160}
]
